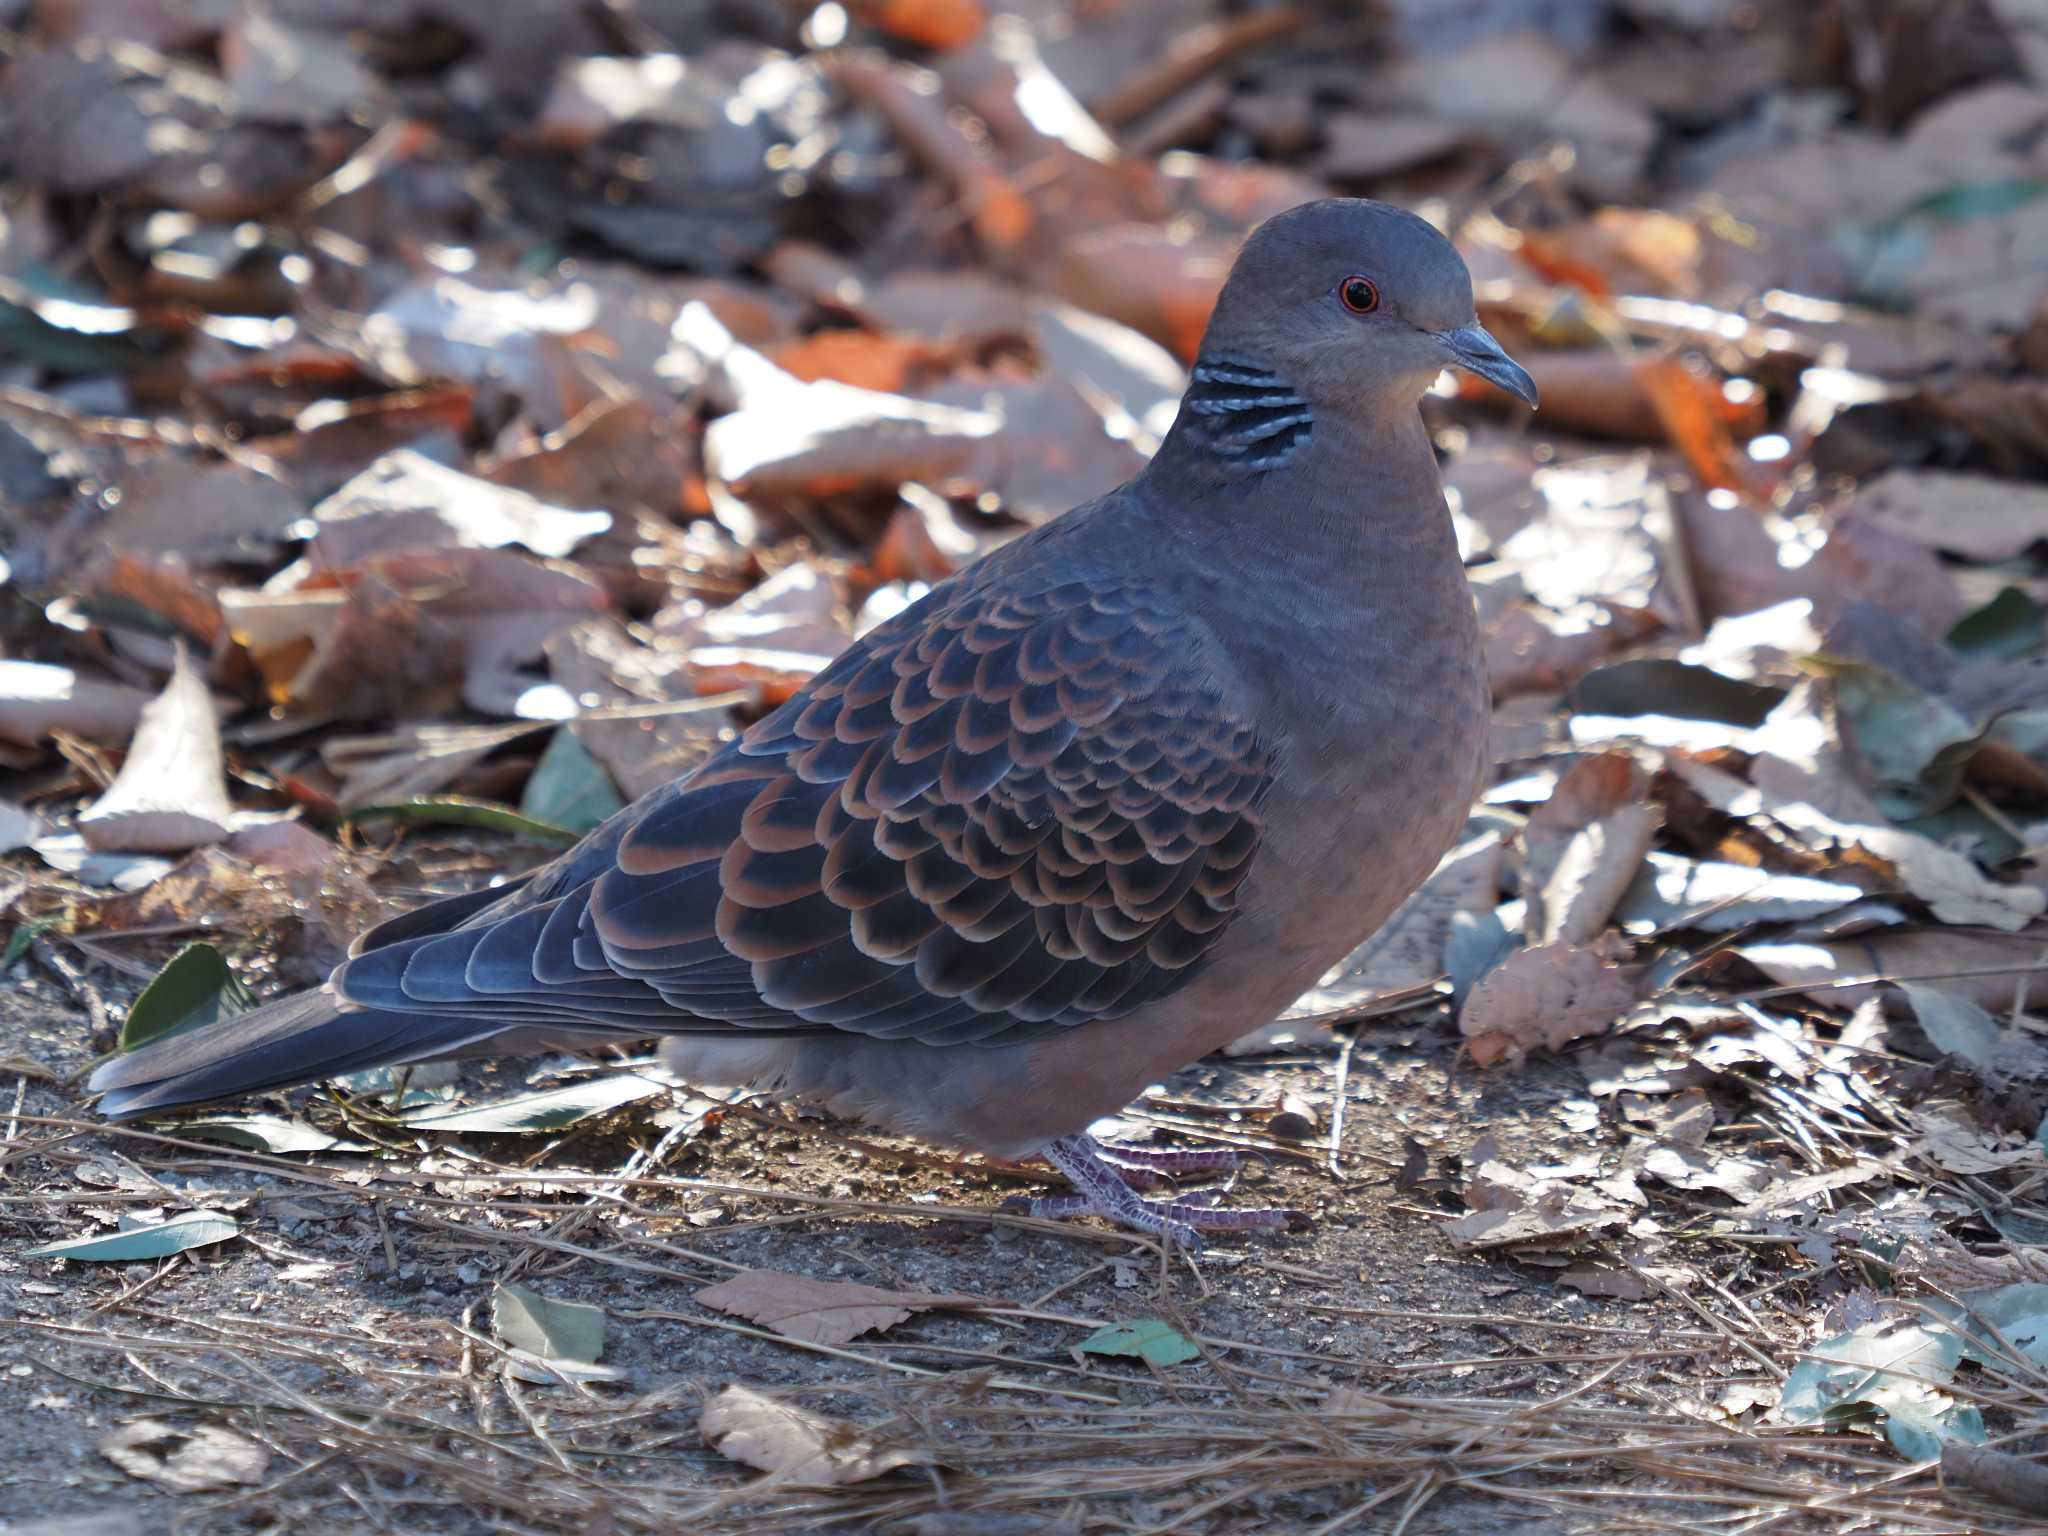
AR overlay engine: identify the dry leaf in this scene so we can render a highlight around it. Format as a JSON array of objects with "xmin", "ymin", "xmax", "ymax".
[
  {"xmin": 1850, "ymin": 469, "xmax": 2048, "ymax": 563},
  {"xmin": 100, "ymin": 1419, "xmax": 269, "ymax": 1494},
  {"xmin": 0, "ymin": 661, "xmax": 151, "ymax": 749},
  {"xmin": 699, "ymin": 1384, "xmax": 933, "ymax": 1485},
  {"xmin": 78, "ymin": 651, "xmax": 232, "ymax": 853},
  {"xmin": 305, "ymin": 449, "xmax": 613, "ymax": 566},
  {"xmin": 1521, "ymin": 753, "xmax": 1662, "ymax": 946},
  {"xmin": 694, "ymin": 1269, "xmax": 992, "ymax": 1346},
  {"xmin": 1461, "ymin": 934, "xmax": 1642, "ymax": 1068}
]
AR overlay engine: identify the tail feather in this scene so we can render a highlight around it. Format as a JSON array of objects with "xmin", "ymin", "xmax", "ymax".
[{"xmin": 87, "ymin": 989, "xmax": 498, "ymax": 1120}]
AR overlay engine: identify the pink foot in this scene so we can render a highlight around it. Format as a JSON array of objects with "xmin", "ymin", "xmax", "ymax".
[{"xmin": 1011, "ymin": 1135, "xmax": 1307, "ymax": 1248}]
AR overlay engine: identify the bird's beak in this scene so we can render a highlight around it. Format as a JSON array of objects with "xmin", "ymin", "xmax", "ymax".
[{"xmin": 1437, "ymin": 323, "xmax": 1539, "ymax": 408}]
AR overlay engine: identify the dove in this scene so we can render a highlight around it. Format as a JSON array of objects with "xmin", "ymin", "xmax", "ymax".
[{"xmin": 91, "ymin": 198, "xmax": 1535, "ymax": 1244}]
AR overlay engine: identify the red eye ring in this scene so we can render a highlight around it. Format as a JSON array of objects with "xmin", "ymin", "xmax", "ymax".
[{"xmin": 1339, "ymin": 275, "xmax": 1380, "ymax": 314}]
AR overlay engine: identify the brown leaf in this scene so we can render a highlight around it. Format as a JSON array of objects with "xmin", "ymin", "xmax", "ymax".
[
  {"xmin": 544, "ymin": 621, "xmax": 736, "ymax": 799},
  {"xmin": 78, "ymin": 652, "xmax": 232, "ymax": 853},
  {"xmin": 1519, "ymin": 209, "xmax": 1710, "ymax": 299},
  {"xmin": 695, "ymin": 1269, "xmax": 993, "ymax": 1346},
  {"xmin": 1461, "ymin": 935, "xmax": 1642, "ymax": 1069},
  {"xmin": 1049, "ymin": 224, "xmax": 1234, "ymax": 363},
  {"xmin": 656, "ymin": 561, "xmax": 853, "ymax": 712},
  {"xmin": 304, "ymin": 449, "xmax": 613, "ymax": 566},
  {"xmin": 1522, "ymin": 753, "xmax": 1661, "ymax": 947},
  {"xmin": 226, "ymin": 548, "xmax": 610, "ymax": 720},
  {"xmin": 1559, "ymin": 1263, "xmax": 1650, "ymax": 1300},
  {"xmin": 677, "ymin": 303, "xmax": 999, "ymax": 498},
  {"xmin": 699, "ymin": 1384, "xmax": 933, "ymax": 1485}
]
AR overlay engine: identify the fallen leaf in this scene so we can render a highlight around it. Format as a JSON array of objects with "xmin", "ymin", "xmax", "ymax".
[
  {"xmin": 1616, "ymin": 854, "xmax": 1865, "ymax": 934},
  {"xmin": 400, "ymin": 1075, "xmax": 665, "ymax": 1134},
  {"xmin": 344, "ymin": 797, "xmax": 577, "ymax": 846},
  {"xmin": 494, "ymin": 1283, "xmax": 604, "ymax": 1366},
  {"xmin": 1559, "ymin": 1263, "xmax": 1650, "ymax": 1300},
  {"xmin": 1521, "ymin": 753, "xmax": 1661, "ymax": 946},
  {"xmin": 519, "ymin": 726, "xmax": 624, "ymax": 836},
  {"xmin": 177, "ymin": 1115, "xmax": 368, "ymax": 1156},
  {"xmin": 305, "ymin": 450, "xmax": 613, "ymax": 566},
  {"xmin": 1852, "ymin": 469, "xmax": 2048, "ymax": 562},
  {"xmin": 1948, "ymin": 588, "xmax": 2045, "ymax": 662},
  {"xmin": 1910, "ymin": 1102, "xmax": 2044, "ymax": 1176},
  {"xmin": 118, "ymin": 941, "xmax": 254, "ymax": 1052},
  {"xmin": 544, "ymin": 621, "xmax": 740, "ymax": 799},
  {"xmin": 1899, "ymin": 982, "xmax": 2023, "ymax": 1076},
  {"xmin": 699, "ymin": 1384, "xmax": 932, "ymax": 1485},
  {"xmin": 100, "ymin": 1419, "xmax": 269, "ymax": 1494},
  {"xmin": 0, "ymin": 797, "xmax": 40, "ymax": 855},
  {"xmin": 225, "ymin": 546, "xmax": 610, "ymax": 720},
  {"xmin": 1461, "ymin": 935, "xmax": 1642, "ymax": 1068},
  {"xmin": 0, "ymin": 660, "xmax": 151, "ymax": 749},
  {"xmin": 29, "ymin": 1210, "xmax": 240, "ymax": 1263},
  {"xmin": 1778, "ymin": 1320, "xmax": 1985, "ymax": 1462},
  {"xmin": 1078, "ymin": 1318, "xmax": 1201, "ymax": 1367},
  {"xmin": 79, "ymin": 652, "xmax": 234, "ymax": 853},
  {"xmin": 1814, "ymin": 659, "xmax": 1984, "ymax": 821},
  {"xmin": 220, "ymin": 7, "xmax": 384, "ymax": 125},
  {"xmin": 695, "ymin": 1269, "xmax": 993, "ymax": 1346}
]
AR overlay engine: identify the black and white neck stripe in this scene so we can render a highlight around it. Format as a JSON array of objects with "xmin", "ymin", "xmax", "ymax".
[{"xmin": 1182, "ymin": 357, "xmax": 1312, "ymax": 471}]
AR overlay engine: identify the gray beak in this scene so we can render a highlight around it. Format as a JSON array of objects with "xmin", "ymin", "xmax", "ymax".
[{"xmin": 1437, "ymin": 323, "xmax": 1539, "ymax": 408}]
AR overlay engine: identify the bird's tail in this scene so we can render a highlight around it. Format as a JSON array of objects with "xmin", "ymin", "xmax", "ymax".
[{"xmin": 87, "ymin": 989, "xmax": 493, "ymax": 1120}]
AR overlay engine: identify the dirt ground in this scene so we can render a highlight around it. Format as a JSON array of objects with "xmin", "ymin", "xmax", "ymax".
[{"xmin": 1, "ymin": 891, "xmax": 2032, "ymax": 1536}]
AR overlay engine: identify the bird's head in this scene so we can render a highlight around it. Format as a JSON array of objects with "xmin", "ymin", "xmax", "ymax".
[{"xmin": 1190, "ymin": 198, "xmax": 1537, "ymax": 434}]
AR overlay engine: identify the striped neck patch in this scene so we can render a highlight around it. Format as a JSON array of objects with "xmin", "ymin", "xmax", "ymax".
[{"xmin": 1183, "ymin": 357, "xmax": 1312, "ymax": 471}]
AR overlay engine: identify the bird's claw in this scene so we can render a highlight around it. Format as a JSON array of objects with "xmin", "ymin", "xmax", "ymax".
[{"xmin": 1012, "ymin": 1133, "xmax": 1308, "ymax": 1248}]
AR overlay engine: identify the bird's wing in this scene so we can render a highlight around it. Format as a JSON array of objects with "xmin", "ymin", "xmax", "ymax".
[{"xmin": 332, "ymin": 566, "xmax": 1273, "ymax": 1050}]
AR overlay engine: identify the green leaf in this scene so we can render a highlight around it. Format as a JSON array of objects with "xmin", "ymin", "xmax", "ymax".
[
  {"xmin": 399, "ymin": 1075, "xmax": 664, "ymax": 1134},
  {"xmin": 1901, "ymin": 178, "xmax": 2048, "ymax": 224},
  {"xmin": 26, "ymin": 1210, "xmax": 240, "ymax": 1262},
  {"xmin": 519, "ymin": 728, "xmax": 623, "ymax": 837},
  {"xmin": 1810, "ymin": 658, "xmax": 1983, "ymax": 821},
  {"xmin": 1948, "ymin": 587, "xmax": 2046, "ymax": 661},
  {"xmin": 1778, "ymin": 1319, "xmax": 1982, "ymax": 1461},
  {"xmin": 1079, "ymin": 1318, "xmax": 1200, "ymax": 1367},
  {"xmin": 177, "ymin": 1115, "xmax": 370, "ymax": 1155},
  {"xmin": 1900, "ymin": 982, "xmax": 2006, "ymax": 1073},
  {"xmin": 494, "ymin": 1282, "xmax": 604, "ymax": 1363},
  {"xmin": 1894, "ymin": 801, "xmax": 2022, "ymax": 866},
  {"xmin": 343, "ymin": 797, "xmax": 578, "ymax": 846},
  {"xmin": 1925, "ymin": 1282, "xmax": 2048, "ymax": 1370},
  {"xmin": 120, "ymin": 943, "xmax": 255, "ymax": 1053},
  {"xmin": 2, "ymin": 918, "xmax": 53, "ymax": 969}
]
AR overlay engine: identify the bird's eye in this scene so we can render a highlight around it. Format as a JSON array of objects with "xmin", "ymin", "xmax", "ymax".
[{"xmin": 1339, "ymin": 275, "xmax": 1380, "ymax": 314}]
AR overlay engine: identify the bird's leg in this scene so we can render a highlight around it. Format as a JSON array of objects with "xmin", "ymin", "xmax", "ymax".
[
  {"xmin": 1024, "ymin": 1135, "xmax": 1305, "ymax": 1245},
  {"xmin": 1092, "ymin": 1143, "xmax": 1249, "ymax": 1180}
]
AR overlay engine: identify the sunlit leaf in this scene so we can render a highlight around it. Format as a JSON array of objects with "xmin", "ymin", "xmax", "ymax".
[{"xmin": 399, "ymin": 1075, "xmax": 664, "ymax": 1134}]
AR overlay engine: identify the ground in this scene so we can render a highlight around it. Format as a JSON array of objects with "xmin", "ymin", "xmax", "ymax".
[{"xmin": 1, "ymin": 887, "xmax": 2030, "ymax": 1536}]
